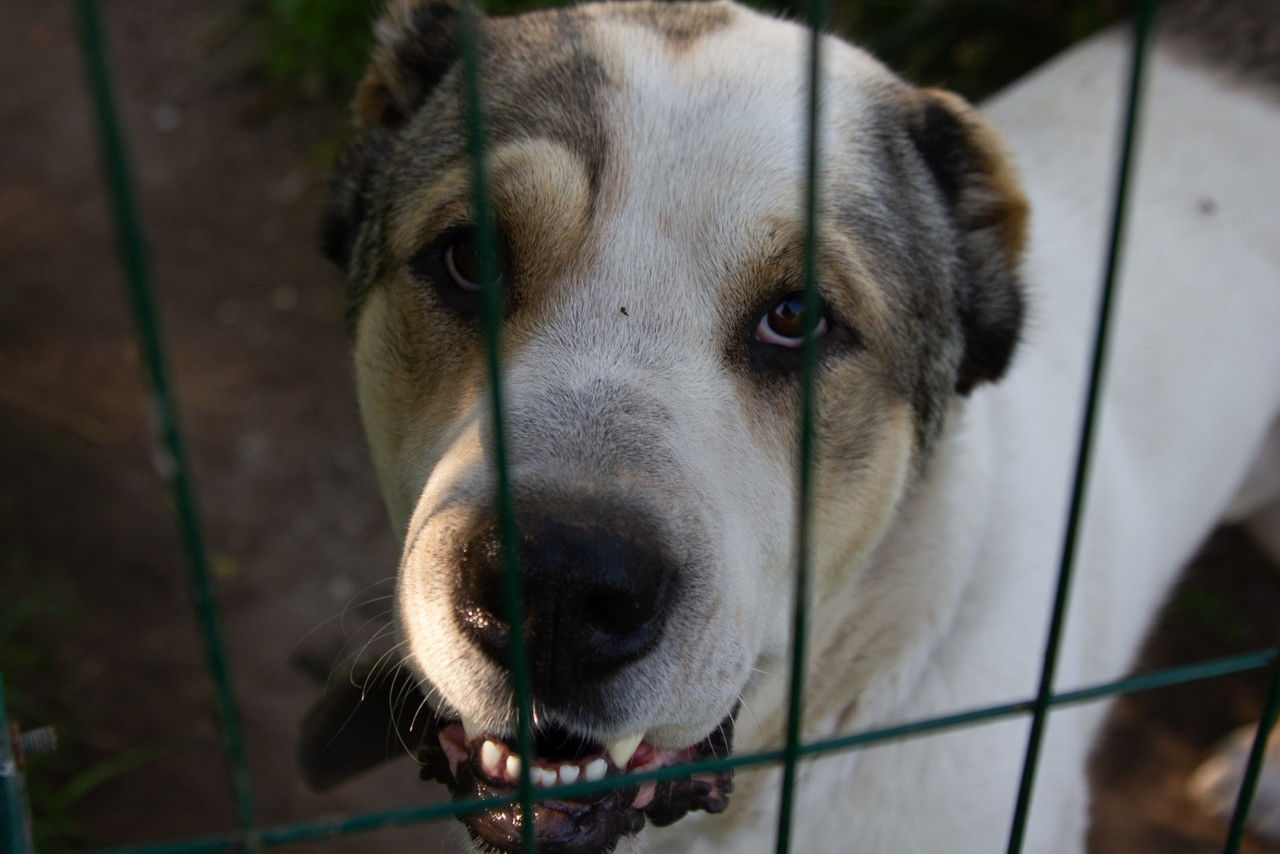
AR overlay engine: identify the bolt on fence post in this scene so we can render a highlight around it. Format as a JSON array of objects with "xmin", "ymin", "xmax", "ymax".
[
  {"xmin": 1005, "ymin": 1, "xmax": 1156, "ymax": 851},
  {"xmin": 1, "ymin": 675, "xmax": 35, "ymax": 854},
  {"xmin": 71, "ymin": 1, "xmax": 259, "ymax": 849}
]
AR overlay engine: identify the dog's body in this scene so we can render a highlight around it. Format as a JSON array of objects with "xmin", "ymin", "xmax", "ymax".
[{"xmin": 310, "ymin": 2, "xmax": 1280, "ymax": 850}]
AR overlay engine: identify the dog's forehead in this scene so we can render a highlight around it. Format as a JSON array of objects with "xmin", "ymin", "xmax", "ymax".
[
  {"xmin": 472, "ymin": 3, "xmax": 910, "ymax": 311},
  {"xmin": 582, "ymin": 3, "xmax": 902, "ymax": 219}
]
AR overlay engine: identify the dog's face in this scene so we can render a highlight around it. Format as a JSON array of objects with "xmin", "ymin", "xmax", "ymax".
[{"xmin": 311, "ymin": 1, "xmax": 1026, "ymax": 850}]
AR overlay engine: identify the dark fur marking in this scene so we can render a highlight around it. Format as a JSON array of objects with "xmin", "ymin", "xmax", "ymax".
[
  {"xmin": 907, "ymin": 92, "xmax": 1026, "ymax": 397},
  {"xmin": 321, "ymin": 127, "xmax": 393, "ymax": 275},
  {"xmin": 326, "ymin": 2, "xmax": 613, "ymax": 334},
  {"xmin": 388, "ymin": 2, "xmax": 464, "ymax": 126},
  {"xmin": 910, "ymin": 102, "xmax": 967, "ymax": 206},
  {"xmin": 602, "ymin": 0, "xmax": 735, "ymax": 48}
]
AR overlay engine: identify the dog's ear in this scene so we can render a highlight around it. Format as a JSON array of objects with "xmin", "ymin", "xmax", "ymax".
[
  {"xmin": 322, "ymin": 0, "xmax": 464, "ymax": 271},
  {"xmin": 297, "ymin": 661, "xmax": 427, "ymax": 791},
  {"xmin": 353, "ymin": 0, "xmax": 465, "ymax": 130},
  {"xmin": 909, "ymin": 88, "xmax": 1029, "ymax": 395}
]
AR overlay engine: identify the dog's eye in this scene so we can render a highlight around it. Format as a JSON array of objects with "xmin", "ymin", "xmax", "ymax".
[
  {"xmin": 755, "ymin": 293, "xmax": 829, "ymax": 348},
  {"xmin": 443, "ymin": 233, "xmax": 492, "ymax": 292},
  {"xmin": 408, "ymin": 227, "xmax": 510, "ymax": 318}
]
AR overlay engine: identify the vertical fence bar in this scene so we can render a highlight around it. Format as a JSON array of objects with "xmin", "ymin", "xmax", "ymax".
[
  {"xmin": 773, "ymin": 0, "xmax": 827, "ymax": 851},
  {"xmin": 458, "ymin": 4, "xmax": 537, "ymax": 852},
  {"xmin": 71, "ymin": 2, "xmax": 260, "ymax": 848},
  {"xmin": 1005, "ymin": 1, "xmax": 1156, "ymax": 850},
  {"xmin": 1222, "ymin": 654, "xmax": 1280, "ymax": 852}
]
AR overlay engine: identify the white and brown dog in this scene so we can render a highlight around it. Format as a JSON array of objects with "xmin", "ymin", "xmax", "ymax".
[{"xmin": 300, "ymin": 1, "xmax": 1280, "ymax": 851}]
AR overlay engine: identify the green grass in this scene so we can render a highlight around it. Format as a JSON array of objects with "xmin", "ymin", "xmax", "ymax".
[{"xmin": 251, "ymin": 0, "xmax": 384, "ymax": 100}]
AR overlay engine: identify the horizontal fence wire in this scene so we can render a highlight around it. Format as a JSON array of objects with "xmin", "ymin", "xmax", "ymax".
[
  {"xmin": 89, "ymin": 648, "xmax": 1280, "ymax": 853},
  {"xmin": 1005, "ymin": 1, "xmax": 1155, "ymax": 850},
  {"xmin": 71, "ymin": 1, "xmax": 260, "ymax": 850},
  {"xmin": 64, "ymin": 0, "xmax": 1280, "ymax": 852}
]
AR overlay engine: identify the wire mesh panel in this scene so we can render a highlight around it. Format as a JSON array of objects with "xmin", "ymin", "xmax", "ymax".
[{"xmin": 53, "ymin": 0, "xmax": 1280, "ymax": 851}]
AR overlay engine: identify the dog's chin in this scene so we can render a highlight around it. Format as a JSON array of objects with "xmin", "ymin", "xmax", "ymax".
[{"xmin": 417, "ymin": 715, "xmax": 735, "ymax": 854}]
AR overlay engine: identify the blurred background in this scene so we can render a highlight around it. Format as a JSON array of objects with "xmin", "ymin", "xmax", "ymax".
[{"xmin": 2, "ymin": 0, "xmax": 1277, "ymax": 851}]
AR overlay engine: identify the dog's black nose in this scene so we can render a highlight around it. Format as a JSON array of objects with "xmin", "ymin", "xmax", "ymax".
[{"xmin": 455, "ymin": 514, "xmax": 676, "ymax": 706}]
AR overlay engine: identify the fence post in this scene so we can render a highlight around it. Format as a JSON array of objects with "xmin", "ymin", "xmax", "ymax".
[
  {"xmin": 71, "ymin": 2, "xmax": 259, "ymax": 848},
  {"xmin": 1, "ymin": 675, "xmax": 35, "ymax": 854}
]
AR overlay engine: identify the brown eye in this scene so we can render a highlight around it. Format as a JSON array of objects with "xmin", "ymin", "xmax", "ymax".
[
  {"xmin": 444, "ymin": 234, "xmax": 486, "ymax": 292},
  {"xmin": 442, "ymin": 229, "xmax": 506, "ymax": 294},
  {"xmin": 407, "ymin": 227, "xmax": 514, "ymax": 320},
  {"xmin": 756, "ymin": 293, "xmax": 828, "ymax": 347}
]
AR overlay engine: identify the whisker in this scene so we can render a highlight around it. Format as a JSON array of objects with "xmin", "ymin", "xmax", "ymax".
[
  {"xmin": 386, "ymin": 665, "xmax": 431, "ymax": 767},
  {"xmin": 354, "ymin": 638, "xmax": 407, "ymax": 694},
  {"xmin": 286, "ymin": 576, "xmax": 395, "ymax": 667},
  {"xmin": 409, "ymin": 691, "xmax": 435, "ymax": 734},
  {"xmin": 736, "ymin": 690, "xmax": 762, "ymax": 731},
  {"xmin": 338, "ymin": 576, "xmax": 397, "ymax": 637}
]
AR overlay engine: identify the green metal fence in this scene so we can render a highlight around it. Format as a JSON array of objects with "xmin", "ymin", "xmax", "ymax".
[{"xmin": 3, "ymin": 0, "xmax": 1278, "ymax": 851}]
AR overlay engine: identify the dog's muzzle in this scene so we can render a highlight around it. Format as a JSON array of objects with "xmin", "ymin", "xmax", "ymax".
[{"xmin": 411, "ymin": 511, "xmax": 734, "ymax": 852}]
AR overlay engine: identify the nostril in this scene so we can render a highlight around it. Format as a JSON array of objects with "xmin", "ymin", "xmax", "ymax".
[
  {"xmin": 584, "ymin": 582, "xmax": 662, "ymax": 638},
  {"xmin": 456, "ymin": 525, "xmax": 514, "ymax": 661}
]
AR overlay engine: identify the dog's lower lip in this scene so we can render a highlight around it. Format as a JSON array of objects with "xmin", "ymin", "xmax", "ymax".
[{"xmin": 417, "ymin": 715, "xmax": 735, "ymax": 853}]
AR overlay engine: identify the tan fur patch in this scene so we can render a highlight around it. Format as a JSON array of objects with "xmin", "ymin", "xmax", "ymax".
[{"xmin": 385, "ymin": 138, "xmax": 594, "ymax": 325}]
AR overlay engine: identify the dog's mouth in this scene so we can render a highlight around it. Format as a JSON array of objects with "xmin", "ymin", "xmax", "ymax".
[{"xmin": 417, "ymin": 715, "xmax": 735, "ymax": 854}]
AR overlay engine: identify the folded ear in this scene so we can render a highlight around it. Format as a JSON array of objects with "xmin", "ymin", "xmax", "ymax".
[
  {"xmin": 322, "ymin": 0, "xmax": 464, "ymax": 271},
  {"xmin": 909, "ymin": 88, "xmax": 1029, "ymax": 395},
  {"xmin": 354, "ymin": 0, "xmax": 464, "ymax": 129},
  {"xmin": 297, "ymin": 661, "xmax": 427, "ymax": 791}
]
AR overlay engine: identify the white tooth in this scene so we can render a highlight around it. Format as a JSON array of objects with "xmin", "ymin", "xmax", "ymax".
[
  {"xmin": 460, "ymin": 717, "xmax": 483, "ymax": 742},
  {"xmin": 606, "ymin": 733, "xmax": 644, "ymax": 769},
  {"xmin": 533, "ymin": 767, "xmax": 557, "ymax": 788},
  {"xmin": 558, "ymin": 764, "xmax": 580, "ymax": 785},
  {"xmin": 460, "ymin": 714, "xmax": 484, "ymax": 742},
  {"xmin": 480, "ymin": 740, "xmax": 503, "ymax": 775},
  {"xmin": 506, "ymin": 754, "xmax": 522, "ymax": 780},
  {"xmin": 584, "ymin": 758, "xmax": 608, "ymax": 782}
]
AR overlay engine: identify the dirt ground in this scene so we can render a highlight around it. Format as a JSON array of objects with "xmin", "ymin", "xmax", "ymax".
[{"xmin": 1, "ymin": 2, "xmax": 1276, "ymax": 852}]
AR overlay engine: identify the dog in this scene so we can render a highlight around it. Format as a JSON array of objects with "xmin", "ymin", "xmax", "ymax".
[{"xmin": 300, "ymin": 0, "xmax": 1280, "ymax": 850}]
